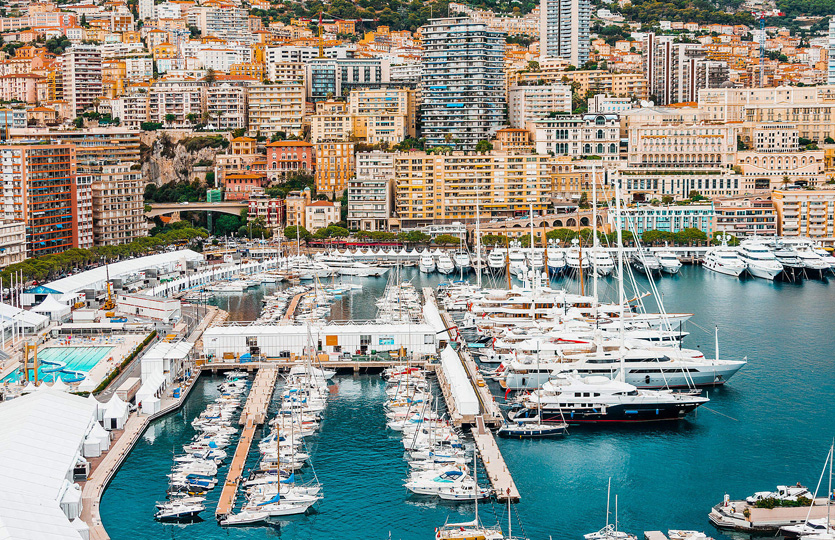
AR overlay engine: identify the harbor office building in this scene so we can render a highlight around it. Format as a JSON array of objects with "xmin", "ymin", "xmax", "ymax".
[
  {"xmin": 202, "ymin": 323, "xmax": 438, "ymax": 359},
  {"xmin": 608, "ymin": 204, "xmax": 716, "ymax": 236}
]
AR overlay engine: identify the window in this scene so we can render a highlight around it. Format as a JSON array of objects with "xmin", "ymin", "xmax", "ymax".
[
  {"xmin": 424, "ymin": 334, "xmax": 434, "ymax": 344},
  {"xmin": 378, "ymin": 336, "xmax": 394, "ymax": 346}
]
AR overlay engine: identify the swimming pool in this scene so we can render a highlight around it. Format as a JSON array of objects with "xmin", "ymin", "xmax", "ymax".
[{"xmin": 2, "ymin": 346, "xmax": 114, "ymax": 383}]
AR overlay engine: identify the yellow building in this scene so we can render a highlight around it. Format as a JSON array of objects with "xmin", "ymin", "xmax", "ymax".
[
  {"xmin": 314, "ymin": 141, "xmax": 355, "ymax": 196},
  {"xmin": 102, "ymin": 59, "xmax": 126, "ymax": 98},
  {"xmin": 772, "ymin": 189, "xmax": 835, "ymax": 240},
  {"xmin": 393, "ymin": 151, "xmax": 551, "ymax": 228},
  {"xmin": 548, "ymin": 156, "xmax": 607, "ymax": 203},
  {"xmin": 152, "ymin": 42, "xmax": 177, "ymax": 61}
]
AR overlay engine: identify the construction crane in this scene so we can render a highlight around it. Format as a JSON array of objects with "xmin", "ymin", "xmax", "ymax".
[{"xmin": 751, "ymin": 9, "xmax": 785, "ymax": 88}]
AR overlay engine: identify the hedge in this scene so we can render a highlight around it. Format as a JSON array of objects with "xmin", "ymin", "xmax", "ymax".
[{"xmin": 92, "ymin": 330, "xmax": 158, "ymax": 395}]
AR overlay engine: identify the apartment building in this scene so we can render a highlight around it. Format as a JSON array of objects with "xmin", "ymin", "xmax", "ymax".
[
  {"xmin": 539, "ymin": 0, "xmax": 590, "ymax": 66},
  {"xmin": 91, "ymin": 163, "xmax": 144, "ymax": 245},
  {"xmin": 149, "ymin": 78, "xmax": 206, "ymax": 125},
  {"xmin": 772, "ymin": 189, "xmax": 835, "ymax": 240},
  {"xmin": 348, "ymin": 87, "xmax": 417, "ymax": 143},
  {"xmin": 349, "ymin": 151, "xmax": 394, "ymax": 232},
  {"xmin": 305, "ymin": 200, "xmax": 341, "ymax": 230},
  {"xmin": 109, "ymin": 92, "xmax": 149, "ymax": 129},
  {"xmin": 306, "ymin": 58, "xmax": 391, "ymax": 101},
  {"xmin": 626, "ymin": 123, "xmax": 738, "ymax": 169},
  {"xmin": 714, "ymin": 196, "xmax": 776, "ymax": 238},
  {"xmin": 393, "ymin": 151, "xmax": 551, "ymax": 228},
  {"xmin": 62, "ymin": 45, "xmax": 102, "ymax": 116},
  {"xmin": 548, "ymin": 156, "xmax": 607, "ymax": 203},
  {"xmin": 310, "ymin": 101, "xmax": 352, "ymax": 143},
  {"xmin": 190, "ymin": 6, "xmax": 254, "ymax": 43},
  {"xmin": 643, "ymin": 34, "xmax": 728, "ymax": 106},
  {"xmin": 737, "ymin": 125, "xmax": 825, "ymax": 189},
  {"xmin": 507, "ymin": 84, "xmax": 572, "ymax": 130},
  {"xmin": 266, "ymin": 141, "xmax": 314, "ymax": 182},
  {"xmin": 247, "ymin": 194, "xmax": 286, "ymax": 232},
  {"xmin": 286, "ymin": 188, "xmax": 312, "ymax": 228},
  {"xmin": 314, "ymin": 142, "xmax": 355, "ymax": 196},
  {"xmin": 0, "ymin": 144, "xmax": 77, "ymax": 257},
  {"xmin": 534, "ymin": 113, "xmax": 620, "ymax": 160},
  {"xmin": 610, "ymin": 203, "xmax": 716, "ymax": 236},
  {"xmin": 0, "ymin": 220, "xmax": 25, "ymax": 269},
  {"xmin": 206, "ymin": 83, "xmax": 247, "ymax": 130},
  {"xmin": 74, "ymin": 173, "xmax": 93, "ymax": 249},
  {"xmin": 421, "ymin": 18, "xmax": 506, "ymax": 151},
  {"xmin": 699, "ymin": 86, "xmax": 835, "ymax": 143},
  {"xmin": 494, "ymin": 128, "xmax": 535, "ymax": 153},
  {"xmin": 617, "ymin": 168, "xmax": 745, "ymax": 201},
  {"xmin": 248, "ymin": 81, "xmax": 305, "ymax": 137}
]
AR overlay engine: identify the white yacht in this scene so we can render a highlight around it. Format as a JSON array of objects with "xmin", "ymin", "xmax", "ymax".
[
  {"xmin": 546, "ymin": 247, "xmax": 566, "ymax": 275},
  {"xmin": 486, "ymin": 249, "xmax": 506, "ymax": 272},
  {"xmin": 436, "ymin": 253, "xmax": 455, "ymax": 275},
  {"xmin": 566, "ymin": 242, "xmax": 590, "ymax": 273},
  {"xmin": 590, "ymin": 249, "xmax": 615, "ymax": 276},
  {"xmin": 656, "ymin": 250, "xmax": 682, "ymax": 274},
  {"xmin": 508, "ymin": 245, "xmax": 527, "ymax": 275},
  {"xmin": 419, "ymin": 252, "xmax": 436, "ymax": 273},
  {"xmin": 631, "ymin": 249, "xmax": 662, "ymax": 277},
  {"xmin": 703, "ymin": 236, "xmax": 747, "ymax": 277},
  {"xmin": 511, "ymin": 374, "xmax": 709, "ymax": 424},
  {"xmin": 793, "ymin": 243, "xmax": 831, "ymax": 275},
  {"xmin": 737, "ymin": 239, "xmax": 783, "ymax": 280},
  {"xmin": 453, "ymin": 251, "xmax": 471, "ymax": 273},
  {"xmin": 812, "ymin": 243, "xmax": 835, "ymax": 270}
]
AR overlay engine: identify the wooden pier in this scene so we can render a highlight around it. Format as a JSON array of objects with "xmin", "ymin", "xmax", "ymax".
[
  {"xmin": 283, "ymin": 291, "xmax": 305, "ymax": 321},
  {"xmin": 215, "ymin": 366, "xmax": 278, "ymax": 517},
  {"xmin": 472, "ymin": 416, "xmax": 520, "ymax": 502}
]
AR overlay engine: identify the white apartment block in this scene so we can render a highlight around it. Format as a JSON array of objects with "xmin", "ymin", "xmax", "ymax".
[
  {"xmin": 540, "ymin": 0, "xmax": 590, "ymax": 66},
  {"xmin": 207, "ymin": 84, "xmax": 247, "ymax": 130},
  {"xmin": 149, "ymin": 79, "xmax": 207, "ymax": 125},
  {"xmin": 62, "ymin": 45, "xmax": 102, "ymax": 117},
  {"xmin": 534, "ymin": 113, "xmax": 620, "ymax": 159},
  {"xmin": 248, "ymin": 82, "xmax": 305, "ymax": 137},
  {"xmin": 508, "ymin": 84, "xmax": 572, "ymax": 129},
  {"xmin": 627, "ymin": 123, "xmax": 738, "ymax": 169},
  {"xmin": 0, "ymin": 220, "xmax": 25, "ymax": 270},
  {"xmin": 349, "ymin": 151, "xmax": 394, "ymax": 232},
  {"xmin": 75, "ymin": 174, "xmax": 93, "ymax": 249},
  {"xmin": 92, "ymin": 163, "xmax": 145, "ymax": 246},
  {"xmin": 110, "ymin": 93, "xmax": 149, "ymax": 129}
]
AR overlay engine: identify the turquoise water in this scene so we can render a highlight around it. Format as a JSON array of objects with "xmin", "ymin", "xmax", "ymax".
[
  {"xmin": 2, "ymin": 346, "xmax": 113, "ymax": 382},
  {"xmin": 101, "ymin": 267, "xmax": 835, "ymax": 540}
]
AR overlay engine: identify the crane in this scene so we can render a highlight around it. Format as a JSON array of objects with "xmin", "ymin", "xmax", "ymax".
[{"xmin": 751, "ymin": 9, "xmax": 784, "ymax": 88}]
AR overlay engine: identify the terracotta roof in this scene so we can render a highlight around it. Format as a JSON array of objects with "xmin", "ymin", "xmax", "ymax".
[
  {"xmin": 266, "ymin": 141, "xmax": 313, "ymax": 147},
  {"xmin": 231, "ymin": 136, "xmax": 255, "ymax": 142},
  {"xmin": 307, "ymin": 200, "xmax": 335, "ymax": 207}
]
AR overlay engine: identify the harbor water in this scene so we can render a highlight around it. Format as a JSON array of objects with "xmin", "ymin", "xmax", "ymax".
[{"xmin": 101, "ymin": 266, "xmax": 835, "ymax": 540}]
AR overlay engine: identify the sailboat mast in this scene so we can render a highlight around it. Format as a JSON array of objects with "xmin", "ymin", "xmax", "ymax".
[
  {"xmin": 606, "ymin": 477, "xmax": 611, "ymax": 528},
  {"xmin": 476, "ymin": 190, "xmax": 482, "ymax": 289},
  {"xmin": 504, "ymin": 234, "xmax": 511, "ymax": 290},
  {"xmin": 592, "ymin": 164, "xmax": 598, "ymax": 312},
  {"xmin": 529, "ymin": 202, "xmax": 535, "ymax": 291},
  {"xmin": 828, "ymin": 442, "xmax": 833, "ymax": 531},
  {"xmin": 615, "ymin": 175, "xmax": 626, "ymax": 381},
  {"xmin": 474, "ymin": 446, "xmax": 479, "ymax": 524}
]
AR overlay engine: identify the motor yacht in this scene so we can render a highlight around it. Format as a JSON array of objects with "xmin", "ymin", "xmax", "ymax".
[
  {"xmin": 437, "ymin": 253, "xmax": 455, "ymax": 274},
  {"xmin": 631, "ymin": 249, "xmax": 662, "ymax": 277},
  {"xmin": 703, "ymin": 243, "xmax": 747, "ymax": 277},
  {"xmin": 453, "ymin": 251, "xmax": 471, "ymax": 273},
  {"xmin": 419, "ymin": 253, "xmax": 436, "ymax": 273},
  {"xmin": 487, "ymin": 249, "xmax": 506, "ymax": 272},
  {"xmin": 656, "ymin": 250, "xmax": 682, "ymax": 274},
  {"xmin": 510, "ymin": 374, "xmax": 709, "ymax": 424},
  {"xmin": 737, "ymin": 239, "xmax": 783, "ymax": 280}
]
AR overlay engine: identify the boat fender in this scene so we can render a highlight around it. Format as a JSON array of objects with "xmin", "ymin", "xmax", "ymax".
[{"xmin": 656, "ymin": 409, "xmax": 659, "ymax": 415}]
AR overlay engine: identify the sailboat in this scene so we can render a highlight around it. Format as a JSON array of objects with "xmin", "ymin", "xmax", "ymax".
[
  {"xmin": 797, "ymin": 443, "xmax": 834, "ymax": 540},
  {"xmin": 584, "ymin": 479, "xmax": 637, "ymax": 540},
  {"xmin": 434, "ymin": 447, "xmax": 505, "ymax": 539}
]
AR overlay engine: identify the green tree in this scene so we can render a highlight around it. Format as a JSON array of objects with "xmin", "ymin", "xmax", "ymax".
[
  {"xmin": 204, "ymin": 68, "xmax": 216, "ymax": 84},
  {"xmin": 578, "ymin": 192, "xmax": 590, "ymax": 209},
  {"xmin": 433, "ymin": 234, "xmax": 460, "ymax": 245},
  {"xmin": 164, "ymin": 113, "xmax": 177, "ymax": 124},
  {"xmin": 284, "ymin": 225, "xmax": 311, "ymax": 241},
  {"xmin": 712, "ymin": 232, "xmax": 739, "ymax": 246},
  {"xmin": 546, "ymin": 228, "xmax": 577, "ymax": 245},
  {"xmin": 474, "ymin": 140, "xmax": 493, "ymax": 153},
  {"xmin": 661, "ymin": 195, "xmax": 675, "ymax": 204}
]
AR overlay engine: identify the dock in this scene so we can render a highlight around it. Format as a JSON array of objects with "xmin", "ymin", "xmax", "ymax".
[
  {"xmin": 215, "ymin": 365, "xmax": 278, "ymax": 517},
  {"xmin": 283, "ymin": 291, "xmax": 305, "ymax": 321},
  {"xmin": 472, "ymin": 416, "xmax": 520, "ymax": 502}
]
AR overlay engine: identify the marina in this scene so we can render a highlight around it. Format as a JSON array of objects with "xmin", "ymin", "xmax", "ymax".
[{"xmin": 94, "ymin": 263, "xmax": 835, "ymax": 540}]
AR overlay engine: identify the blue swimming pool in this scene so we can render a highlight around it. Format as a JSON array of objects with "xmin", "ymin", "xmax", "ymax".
[{"xmin": 2, "ymin": 346, "xmax": 114, "ymax": 383}]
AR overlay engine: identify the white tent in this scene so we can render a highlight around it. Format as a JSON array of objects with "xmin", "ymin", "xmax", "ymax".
[
  {"xmin": 71, "ymin": 517, "xmax": 90, "ymax": 540},
  {"xmin": 51, "ymin": 378, "xmax": 69, "ymax": 392},
  {"xmin": 140, "ymin": 395, "xmax": 160, "ymax": 415},
  {"xmin": 58, "ymin": 481, "xmax": 82, "ymax": 520},
  {"xmin": 21, "ymin": 381, "xmax": 37, "ymax": 394},
  {"xmin": 102, "ymin": 395, "xmax": 128, "ymax": 430},
  {"xmin": 31, "ymin": 295, "xmax": 71, "ymax": 322},
  {"xmin": 82, "ymin": 432, "xmax": 102, "ymax": 458},
  {"xmin": 90, "ymin": 421, "xmax": 111, "ymax": 453},
  {"xmin": 88, "ymin": 393, "xmax": 104, "ymax": 422},
  {"xmin": 440, "ymin": 345, "xmax": 479, "ymax": 416}
]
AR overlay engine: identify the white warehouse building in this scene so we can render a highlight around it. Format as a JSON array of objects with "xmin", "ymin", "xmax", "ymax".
[{"xmin": 202, "ymin": 323, "xmax": 438, "ymax": 359}]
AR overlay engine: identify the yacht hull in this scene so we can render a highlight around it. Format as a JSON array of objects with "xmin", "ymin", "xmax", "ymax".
[
  {"xmin": 514, "ymin": 401, "xmax": 702, "ymax": 423},
  {"xmin": 746, "ymin": 264, "xmax": 782, "ymax": 280}
]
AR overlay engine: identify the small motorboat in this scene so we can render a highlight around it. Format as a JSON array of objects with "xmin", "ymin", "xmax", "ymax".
[
  {"xmin": 154, "ymin": 501, "xmax": 205, "ymax": 521},
  {"xmin": 219, "ymin": 509, "xmax": 271, "ymax": 527},
  {"xmin": 497, "ymin": 420, "xmax": 568, "ymax": 438}
]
